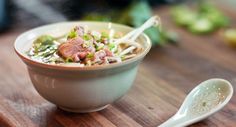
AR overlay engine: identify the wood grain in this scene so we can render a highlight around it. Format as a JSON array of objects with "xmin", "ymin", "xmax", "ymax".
[{"xmin": 0, "ymin": 2, "xmax": 236, "ymax": 127}]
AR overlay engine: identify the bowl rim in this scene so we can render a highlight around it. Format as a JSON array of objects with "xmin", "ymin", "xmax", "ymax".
[{"xmin": 14, "ymin": 21, "xmax": 152, "ymax": 71}]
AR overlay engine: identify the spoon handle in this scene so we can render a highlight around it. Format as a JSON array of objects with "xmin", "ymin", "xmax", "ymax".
[
  {"xmin": 130, "ymin": 16, "xmax": 160, "ymax": 41},
  {"xmin": 159, "ymin": 117, "xmax": 179, "ymax": 127},
  {"xmin": 114, "ymin": 16, "xmax": 160, "ymax": 44},
  {"xmin": 158, "ymin": 116, "xmax": 189, "ymax": 127}
]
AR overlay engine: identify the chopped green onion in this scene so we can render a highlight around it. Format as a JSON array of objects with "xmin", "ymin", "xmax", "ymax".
[
  {"xmin": 86, "ymin": 53, "xmax": 94, "ymax": 59},
  {"xmin": 67, "ymin": 30, "xmax": 77, "ymax": 39},
  {"xmin": 65, "ymin": 57, "xmax": 73, "ymax": 63},
  {"xmin": 96, "ymin": 44, "xmax": 104, "ymax": 51},
  {"xmin": 108, "ymin": 43, "xmax": 116, "ymax": 50},
  {"xmin": 83, "ymin": 34, "xmax": 92, "ymax": 41},
  {"xmin": 101, "ymin": 32, "xmax": 109, "ymax": 39}
]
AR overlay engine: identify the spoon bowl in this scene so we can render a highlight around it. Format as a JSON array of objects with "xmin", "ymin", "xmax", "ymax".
[{"xmin": 159, "ymin": 78, "xmax": 233, "ymax": 127}]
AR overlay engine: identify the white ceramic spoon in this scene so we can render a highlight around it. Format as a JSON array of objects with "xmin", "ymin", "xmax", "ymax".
[
  {"xmin": 159, "ymin": 78, "xmax": 233, "ymax": 127},
  {"xmin": 114, "ymin": 16, "xmax": 160, "ymax": 44}
]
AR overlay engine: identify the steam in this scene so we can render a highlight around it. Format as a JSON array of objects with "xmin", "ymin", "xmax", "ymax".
[{"xmin": 12, "ymin": 0, "xmax": 67, "ymax": 23}]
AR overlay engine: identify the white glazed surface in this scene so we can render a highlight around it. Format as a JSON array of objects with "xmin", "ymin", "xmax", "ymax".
[
  {"xmin": 14, "ymin": 22, "xmax": 152, "ymax": 113},
  {"xmin": 28, "ymin": 66, "xmax": 138, "ymax": 112},
  {"xmin": 159, "ymin": 78, "xmax": 233, "ymax": 127}
]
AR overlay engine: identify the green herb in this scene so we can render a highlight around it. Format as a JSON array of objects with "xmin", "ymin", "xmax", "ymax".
[
  {"xmin": 67, "ymin": 30, "xmax": 77, "ymax": 39},
  {"xmin": 108, "ymin": 43, "xmax": 115, "ymax": 50},
  {"xmin": 28, "ymin": 35, "xmax": 60, "ymax": 63},
  {"xmin": 101, "ymin": 32, "xmax": 109, "ymax": 39},
  {"xmin": 96, "ymin": 44, "xmax": 104, "ymax": 51},
  {"xmin": 65, "ymin": 57, "xmax": 73, "ymax": 63},
  {"xmin": 33, "ymin": 35, "xmax": 55, "ymax": 53},
  {"xmin": 83, "ymin": 34, "xmax": 92, "ymax": 41},
  {"xmin": 86, "ymin": 53, "xmax": 94, "ymax": 59}
]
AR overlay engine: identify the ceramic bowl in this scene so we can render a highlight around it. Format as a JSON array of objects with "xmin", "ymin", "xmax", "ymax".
[{"xmin": 14, "ymin": 21, "xmax": 151, "ymax": 113}]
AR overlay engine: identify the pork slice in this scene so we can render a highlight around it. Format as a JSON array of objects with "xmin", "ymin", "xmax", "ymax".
[
  {"xmin": 58, "ymin": 43, "xmax": 77, "ymax": 58},
  {"xmin": 104, "ymin": 48, "xmax": 113, "ymax": 57},
  {"xmin": 74, "ymin": 26, "xmax": 85, "ymax": 36},
  {"xmin": 73, "ymin": 52, "xmax": 88, "ymax": 62},
  {"xmin": 93, "ymin": 50, "xmax": 106, "ymax": 63},
  {"xmin": 67, "ymin": 37, "xmax": 84, "ymax": 46},
  {"xmin": 58, "ymin": 37, "xmax": 84, "ymax": 58}
]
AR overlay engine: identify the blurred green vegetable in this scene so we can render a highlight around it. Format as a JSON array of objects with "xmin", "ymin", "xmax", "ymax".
[
  {"xmin": 171, "ymin": 6, "xmax": 198, "ymax": 26},
  {"xmin": 223, "ymin": 29, "xmax": 236, "ymax": 47},
  {"xmin": 188, "ymin": 18, "xmax": 214, "ymax": 34},
  {"xmin": 82, "ymin": 1, "xmax": 178, "ymax": 46},
  {"xmin": 82, "ymin": 13, "xmax": 111, "ymax": 22},
  {"xmin": 199, "ymin": 2, "xmax": 229, "ymax": 28},
  {"xmin": 171, "ymin": 2, "xmax": 229, "ymax": 34}
]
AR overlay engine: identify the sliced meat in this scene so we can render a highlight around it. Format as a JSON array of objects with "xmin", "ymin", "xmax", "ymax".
[
  {"xmin": 74, "ymin": 26, "xmax": 85, "ymax": 36},
  {"xmin": 58, "ymin": 37, "xmax": 84, "ymax": 58},
  {"xmin": 93, "ymin": 50, "xmax": 106, "ymax": 62},
  {"xmin": 104, "ymin": 48, "xmax": 113, "ymax": 57},
  {"xmin": 58, "ymin": 36, "xmax": 97, "ymax": 62},
  {"xmin": 73, "ymin": 52, "xmax": 88, "ymax": 62}
]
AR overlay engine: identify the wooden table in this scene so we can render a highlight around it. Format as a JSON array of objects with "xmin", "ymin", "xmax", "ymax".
[{"xmin": 0, "ymin": 4, "xmax": 236, "ymax": 127}]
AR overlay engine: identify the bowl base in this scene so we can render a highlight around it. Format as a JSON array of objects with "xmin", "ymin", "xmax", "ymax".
[{"xmin": 59, "ymin": 104, "xmax": 109, "ymax": 113}]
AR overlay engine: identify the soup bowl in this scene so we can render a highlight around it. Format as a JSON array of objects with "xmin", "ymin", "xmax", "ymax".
[{"xmin": 14, "ymin": 21, "xmax": 151, "ymax": 113}]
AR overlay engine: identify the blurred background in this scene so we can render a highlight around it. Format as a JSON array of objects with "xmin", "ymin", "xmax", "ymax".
[
  {"xmin": 0, "ymin": 0, "xmax": 236, "ymax": 46},
  {"xmin": 2, "ymin": 0, "xmax": 177, "ymax": 29}
]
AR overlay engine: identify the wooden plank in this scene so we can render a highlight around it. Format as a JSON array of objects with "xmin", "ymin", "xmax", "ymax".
[{"xmin": 0, "ymin": 95, "xmax": 38, "ymax": 127}]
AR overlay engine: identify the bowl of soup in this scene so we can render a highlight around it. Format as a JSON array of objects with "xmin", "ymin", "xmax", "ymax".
[{"xmin": 14, "ymin": 21, "xmax": 152, "ymax": 113}]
